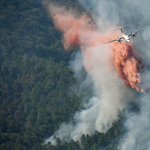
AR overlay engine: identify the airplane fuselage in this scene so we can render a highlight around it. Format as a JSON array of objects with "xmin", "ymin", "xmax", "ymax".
[
  {"xmin": 103, "ymin": 25, "xmax": 147, "ymax": 44},
  {"xmin": 122, "ymin": 34, "xmax": 131, "ymax": 43}
]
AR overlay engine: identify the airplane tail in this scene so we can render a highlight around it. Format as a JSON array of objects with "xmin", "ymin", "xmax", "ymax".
[{"xmin": 113, "ymin": 25, "xmax": 128, "ymax": 33}]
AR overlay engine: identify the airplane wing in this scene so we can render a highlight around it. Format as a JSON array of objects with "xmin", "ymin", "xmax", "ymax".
[
  {"xmin": 103, "ymin": 37, "xmax": 124, "ymax": 44},
  {"xmin": 128, "ymin": 26, "xmax": 147, "ymax": 37}
]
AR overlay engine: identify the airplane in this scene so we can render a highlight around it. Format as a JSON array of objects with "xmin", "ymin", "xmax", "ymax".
[{"xmin": 103, "ymin": 25, "xmax": 147, "ymax": 44}]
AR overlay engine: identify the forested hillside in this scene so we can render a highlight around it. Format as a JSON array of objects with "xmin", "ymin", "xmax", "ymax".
[{"xmin": 0, "ymin": 0, "xmax": 128, "ymax": 150}]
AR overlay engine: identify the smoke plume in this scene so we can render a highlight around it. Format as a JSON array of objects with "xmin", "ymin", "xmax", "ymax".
[{"xmin": 43, "ymin": 0, "xmax": 150, "ymax": 148}]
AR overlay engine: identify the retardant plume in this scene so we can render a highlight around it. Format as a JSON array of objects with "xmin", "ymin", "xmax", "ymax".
[
  {"xmin": 47, "ymin": 3, "xmax": 147, "ymax": 94},
  {"xmin": 111, "ymin": 43, "xmax": 148, "ymax": 94}
]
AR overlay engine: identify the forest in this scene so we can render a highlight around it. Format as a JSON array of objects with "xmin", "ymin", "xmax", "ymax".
[{"xmin": 0, "ymin": 0, "xmax": 139, "ymax": 150}]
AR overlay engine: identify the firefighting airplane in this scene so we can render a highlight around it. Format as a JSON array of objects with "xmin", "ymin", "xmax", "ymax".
[{"xmin": 103, "ymin": 25, "xmax": 147, "ymax": 44}]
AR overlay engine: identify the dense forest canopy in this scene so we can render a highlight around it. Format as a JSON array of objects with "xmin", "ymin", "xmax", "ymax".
[
  {"xmin": 0, "ymin": 0, "xmax": 80, "ymax": 149},
  {"xmin": 0, "ymin": 0, "xmax": 146, "ymax": 150}
]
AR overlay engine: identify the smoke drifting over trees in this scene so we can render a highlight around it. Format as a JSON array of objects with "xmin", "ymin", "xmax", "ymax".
[{"xmin": 43, "ymin": 1, "xmax": 150, "ymax": 149}]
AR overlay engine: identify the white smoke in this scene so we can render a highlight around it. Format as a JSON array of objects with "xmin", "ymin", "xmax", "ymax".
[
  {"xmin": 118, "ymin": 94, "xmax": 150, "ymax": 150},
  {"xmin": 44, "ymin": 43, "xmax": 136, "ymax": 145},
  {"xmin": 79, "ymin": 1, "xmax": 150, "ymax": 149},
  {"xmin": 78, "ymin": 0, "xmax": 150, "ymax": 149},
  {"xmin": 43, "ymin": 0, "xmax": 150, "ymax": 148}
]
